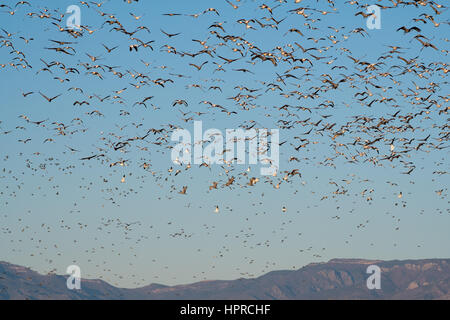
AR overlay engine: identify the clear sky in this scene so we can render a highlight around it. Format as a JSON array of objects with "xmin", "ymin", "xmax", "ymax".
[{"xmin": 0, "ymin": 0, "xmax": 449, "ymax": 288}]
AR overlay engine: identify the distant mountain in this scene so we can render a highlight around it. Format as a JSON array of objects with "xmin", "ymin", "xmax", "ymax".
[{"xmin": 1, "ymin": 259, "xmax": 449, "ymax": 300}]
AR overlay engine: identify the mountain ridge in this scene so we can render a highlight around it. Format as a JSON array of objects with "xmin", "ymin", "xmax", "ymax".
[{"xmin": 1, "ymin": 258, "xmax": 449, "ymax": 299}]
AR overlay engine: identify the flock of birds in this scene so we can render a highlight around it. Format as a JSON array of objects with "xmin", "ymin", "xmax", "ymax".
[{"xmin": 0, "ymin": 0, "xmax": 449, "ymax": 287}]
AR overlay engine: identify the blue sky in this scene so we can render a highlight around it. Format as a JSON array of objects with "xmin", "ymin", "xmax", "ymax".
[{"xmin": 0, "ymin": 0, "xmax": 449, "ymax": 287}]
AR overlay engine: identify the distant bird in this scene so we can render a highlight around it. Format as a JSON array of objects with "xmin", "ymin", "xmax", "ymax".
[{"xmin": 39, "ymin": 92, "xmax": 61, "ymax": 103}]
